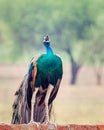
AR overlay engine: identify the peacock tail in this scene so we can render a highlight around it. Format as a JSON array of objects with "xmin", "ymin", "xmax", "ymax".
[{"xmin": 11, "ymin": 74, "xmax": 53, "ymax": 124}]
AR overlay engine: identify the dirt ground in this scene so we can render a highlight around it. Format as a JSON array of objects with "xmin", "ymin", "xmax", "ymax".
[{"xmin": 0, "ymin": 64, "xmax": 104, "ymax": 124}]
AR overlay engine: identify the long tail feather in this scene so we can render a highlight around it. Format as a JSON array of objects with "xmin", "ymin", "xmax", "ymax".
[{"xmin": 11, "ymin": 74, "xmax": 52, "ymax": 124}]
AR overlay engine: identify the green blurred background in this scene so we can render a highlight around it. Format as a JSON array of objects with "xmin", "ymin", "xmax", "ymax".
[{"xmin": 0, "ymin": 0, "xmax": 104, "ymax": 124}]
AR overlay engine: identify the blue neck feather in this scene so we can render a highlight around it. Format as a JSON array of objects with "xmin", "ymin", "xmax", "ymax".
[{"xmin": 45, "ymin": 46, "xmax": 53, "ymax": 55}]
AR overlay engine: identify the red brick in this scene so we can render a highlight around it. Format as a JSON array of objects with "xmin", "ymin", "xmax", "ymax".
[
  {"xmin": 97, "ymin": 125, "xmax": 104, "ymax": 130},
  {"xmin": 11, "ymin": 125, "xmax": 21, "ymax": 130},
  {"xmin": 70, "ymin": 125, "xmax": 97, "ymax": 130},
  {"xmin": 39, "ymin": 124, "xmax": 48, "ymax": 130},
  {"xmin": 0, "ymin": 124, "xmax": 11, "ymax": 130},
  {"xmin": 28, "ymin": 124, "xmax": 40, "ymax": 130},
  {"xmin": 22, "ymin": 124, "xmax": 40, "ymax": 130},
  {"xmin": 57, "ymin": 125, "xmax": 69, "ymax": 130}
]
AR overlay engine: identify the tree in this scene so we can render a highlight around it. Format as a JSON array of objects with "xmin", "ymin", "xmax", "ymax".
[
  {"xmin": 84, "ymin": 13, "xmax": 104, "ymax": 85},
  {"xmin": 0, "ymin": 0, "xmax": 104, "ymax": 84},
  {"xmin": 52, "ymin": 0, "xmax": 97, "ymax": 84}
]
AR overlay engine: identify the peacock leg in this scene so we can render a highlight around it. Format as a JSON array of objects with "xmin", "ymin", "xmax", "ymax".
[
  {"xmin": 29, "ymin": 88, "xmax": 39, "ymax": 124},
  {"xmin": 44, "ymin": 84, "xmax": 54, "ymax": 123}
]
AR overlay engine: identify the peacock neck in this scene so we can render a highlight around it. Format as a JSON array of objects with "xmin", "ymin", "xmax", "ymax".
[{"xmin": 45, "ymin": 46, "xmax": 53, "ymax": 55}]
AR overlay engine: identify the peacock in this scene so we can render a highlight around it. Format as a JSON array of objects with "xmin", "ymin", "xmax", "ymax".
[{"xmin": 11, "ymin": 35, "xmax": 63, "ymax": 125}]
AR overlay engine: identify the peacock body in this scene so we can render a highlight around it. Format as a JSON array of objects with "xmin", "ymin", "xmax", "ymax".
[
  {"xmin": 11, "ymin": 35, "xmax": 63, "ymax": 124},
  {"xmin": 29, "ymin": 54, "xmax": 62, "ymax": 89}
]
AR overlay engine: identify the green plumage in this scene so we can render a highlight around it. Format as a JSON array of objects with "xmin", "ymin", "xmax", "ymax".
[{"xmin": 35, "ymin": 53, "xmax": 63, "ymax": 88}]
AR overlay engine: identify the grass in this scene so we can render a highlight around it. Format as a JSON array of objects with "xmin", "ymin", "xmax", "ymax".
[
  {"xmin": 54, "ymin": 86, "xmax": 104, "ymax": 124},
  {"xmin": 0, "ymin": 64, "xmax": 104, "ymax": 124},
  {"xmin": 0, "ymin": 103, "xmax": 12, "ymax": 123}
]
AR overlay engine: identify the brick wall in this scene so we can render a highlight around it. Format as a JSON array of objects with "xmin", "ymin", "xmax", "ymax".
[{"xmin": 0, "ymin": 124, "xmax": 104, "ymax": 130}]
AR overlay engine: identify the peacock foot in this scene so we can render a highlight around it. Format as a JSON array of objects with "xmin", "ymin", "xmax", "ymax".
[
  {"xmin": 43, "ymin": 121, "xmax": 57, "ymax": 130},
  {"xmin": 28, "ymin": 120, "xmax": 40, "ymax": 127}
]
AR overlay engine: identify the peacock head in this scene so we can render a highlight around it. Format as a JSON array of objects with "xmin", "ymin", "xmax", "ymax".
[{"xmin": 43, "ymin": 35, "xmax": 50, "ymax": 47}]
